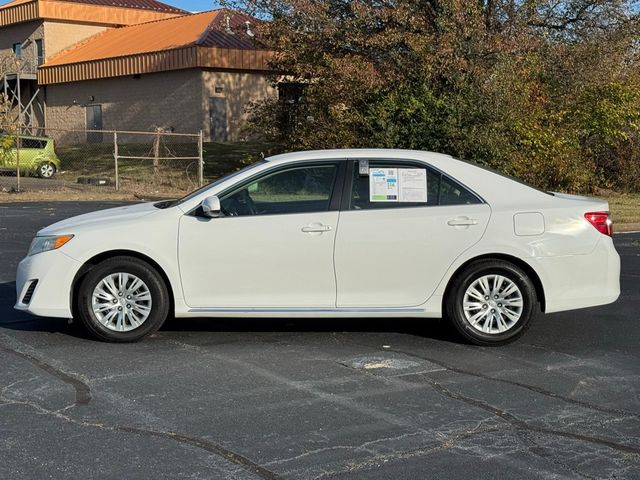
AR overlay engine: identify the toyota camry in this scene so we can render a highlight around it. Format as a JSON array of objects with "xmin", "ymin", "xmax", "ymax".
[{"xmin": 15, "ymin": 150, "xmax": 620, "ymax": 345}]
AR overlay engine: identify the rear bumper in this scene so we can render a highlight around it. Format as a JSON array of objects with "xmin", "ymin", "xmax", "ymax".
[
  {"xmin": 534, "ymin": 236, "xmax": 620, "ymax": 314},
  {"xmin": 14, "ymin": 250, "xmax": 80, "ymax": 318}
]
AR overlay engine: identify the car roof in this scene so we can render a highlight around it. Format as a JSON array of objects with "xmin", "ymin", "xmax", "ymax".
[{"xmin": 266, "ymin": 149, "xmax": 454, "ymax": 164}]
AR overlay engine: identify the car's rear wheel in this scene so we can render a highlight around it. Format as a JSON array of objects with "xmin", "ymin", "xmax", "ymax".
[
  {"xmin": 76, "ymin": 256, "xmax": 169, "ymax": 342},
  {"xmin": 445, "ymin": 259, "xmax": 537, "ymax": 346},
  {"xmin": 37, "ymin": 162, "xmax": 56, "ymax": 179}
]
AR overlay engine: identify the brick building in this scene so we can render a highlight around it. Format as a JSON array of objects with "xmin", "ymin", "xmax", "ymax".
[{"xmin": 0, "ymin": 0, "xmax": 277, "ymax": 141}]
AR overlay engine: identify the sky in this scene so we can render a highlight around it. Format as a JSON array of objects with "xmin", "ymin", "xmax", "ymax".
[
  {"xmin": 166, "ymin": 0, "xmax": 222, "ymax": 12},
  {"xmin": 0, "ymin": 0, "xmax": 223, "ymax": 12}
]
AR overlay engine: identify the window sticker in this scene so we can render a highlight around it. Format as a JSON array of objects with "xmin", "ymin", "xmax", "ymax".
[
  {"xmin": 369, "ymin": 168, "xmax": 398, "ymax": 201},
  {"xmin": 369, "ymin": 167, "xmax": 428, "ymax": 202},
  {"xmin": 398, "ymin": 168, "xmax": 427, "ymax": 202},
  {"xmin": 358, "ymin": 159, "xmax": 369, "ymax": 176}
]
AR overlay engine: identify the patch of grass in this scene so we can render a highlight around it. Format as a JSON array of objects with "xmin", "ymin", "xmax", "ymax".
[
  {"xmin": 0, "ymin": 188, "xmax": 148, "ymax": 202},
  {"xmin": 55, "ymin": 141, "xmax": 275, "ymax": 182},
  {"xmin": 605, "ymin": 193, "xmax": 640, "ymax": 232},
  {"xmin": 49, "ymin": 141, "xmax": 277, "ymax": 197}
]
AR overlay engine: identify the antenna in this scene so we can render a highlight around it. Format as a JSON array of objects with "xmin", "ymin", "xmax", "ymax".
[
  {"xmin": 245, "ymin": 21, "xmax": 255, "ymax": 37},
  {"xmin": 225, "ymin": 14, "xmax": 234, "ymax": 34}
]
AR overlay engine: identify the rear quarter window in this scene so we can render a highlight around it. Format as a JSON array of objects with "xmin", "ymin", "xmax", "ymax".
[{"xmin": 438, "ymin": 175, "xmax": 483, "ymax": 205}]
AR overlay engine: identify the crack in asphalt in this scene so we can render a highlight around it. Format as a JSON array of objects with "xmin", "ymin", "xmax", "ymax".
[
  {"xmin": 0, "ymin": 343, "xmax": 91, "ymax": 406},
  {"xmin": 0, "ymin": 393, "xmax": 283, "ymax": 480},
  {"xmin": 167, "ymin": 339, "xmax": 466, "ymax": 435},
  {"xmin": 0, "ymin": 336, "xmax": 282, "ymax": 480},
  {"xmin": 264, "ymin": 423, "xmax": 494, "ymax": 468},
  {"xmin": 115, "ymin": 427, "xmax": 283, "ymax": 480},
  {"xmin": 422, "ymin": 375, "xmax": 640, "ymax": 455},
  {"xmin": 307, "ymin": 425, "xmax": 506, "ymax": 480},
  {"xmin": 338, "ymin": 340, "xmax": 640, "ymax": 456},
  {"xmin": 334, "ymin": 355, "xmax": 618, "ymax": 478},
  {"xmin": 374, "ymin": 344, "xmax": 638, "ymax": 419},
  {"xmin": 169, "ymin": 339, "xmax": 621, "ymax": 478}
]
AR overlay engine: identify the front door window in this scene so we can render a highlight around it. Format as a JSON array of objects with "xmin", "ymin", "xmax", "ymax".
[{"xmin": 221, "ymin": 164, "xmax": 339, "ymax": 216}]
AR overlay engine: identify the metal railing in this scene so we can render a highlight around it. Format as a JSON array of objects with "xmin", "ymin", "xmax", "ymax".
[{"xmin": 0, "ymin": 56, "xmax": 38, "ymax": 76}]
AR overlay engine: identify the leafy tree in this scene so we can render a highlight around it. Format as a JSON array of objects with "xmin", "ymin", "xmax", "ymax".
[{"xmin": 232, "ymin": 0, "xmax": 640, "ymax": 192}]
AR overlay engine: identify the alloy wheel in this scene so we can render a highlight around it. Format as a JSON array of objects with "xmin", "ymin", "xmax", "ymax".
[
  {"xmin": 91, "ymin": 272, "xmax": 152, "ymax": 332},
  {"xmin": 462, "ymin": 274, "xmax": 524, "ymax": 334}
]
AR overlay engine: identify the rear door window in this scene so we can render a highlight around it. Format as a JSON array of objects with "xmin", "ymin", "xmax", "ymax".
[{"xmin": 349, "ymin": 161, "xmax": 481, "ymax": 210}]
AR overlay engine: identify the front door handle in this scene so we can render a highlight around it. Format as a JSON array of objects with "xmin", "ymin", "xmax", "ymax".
[
  {"xmin": 447, "ymin": 217, "xmax": 478, "ymax": 227},
  {"xmin": 301, "ymin": 224, "xmax": 333, "ymax": 233}
]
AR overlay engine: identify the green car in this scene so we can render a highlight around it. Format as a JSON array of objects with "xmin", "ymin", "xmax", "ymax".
[{"xmin": 0, "ymin": 134, "xmax": 62, "ymax": 178}]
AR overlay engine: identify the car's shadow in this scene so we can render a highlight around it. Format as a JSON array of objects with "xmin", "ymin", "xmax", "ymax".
[{"xmin": 0, "ymin": 281, "xmax": 459, "ymax": 343}]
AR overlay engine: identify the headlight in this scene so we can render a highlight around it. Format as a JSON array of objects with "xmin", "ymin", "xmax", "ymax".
[{"xmin": 28, "ymin": 235, "xmax": 74, "ymax": 256}]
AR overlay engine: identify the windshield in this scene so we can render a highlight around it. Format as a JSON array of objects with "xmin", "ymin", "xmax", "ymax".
[{"xmin": 156, "ymin": 160, "xmax": 268, "ymax": 209}]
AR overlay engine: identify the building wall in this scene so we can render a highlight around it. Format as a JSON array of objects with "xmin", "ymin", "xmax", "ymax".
[
  {"xmin": 0, "ymin": 20, "xmax": 107, "ymax": 69},
  {"xmin": 45, "ymin": 69, "xmax": 204, "ymax": 143},
  {"xmin": 0, "ymin": 20, "xmax": 43, "ymax": 70},
  {"xmin": 43, "ymin": 21, "xmax": 108, "ymax": 60},
  {"xmin": 45, "ymin": 69, "xmax": 278, "ymax": 143},
  {"xmin": 202, "ymin": 70, "xmax": 277, "ymax": 142}
]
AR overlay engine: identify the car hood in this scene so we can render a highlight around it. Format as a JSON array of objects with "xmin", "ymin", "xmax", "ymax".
[{"xmin": 39, "ymin": 202, "xmax": 159, "ymax": 235}]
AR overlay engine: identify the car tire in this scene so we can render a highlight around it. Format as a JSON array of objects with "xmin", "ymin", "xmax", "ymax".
[
  {"xmin": 445, "ymin": 259, "xmax": 537, "ymax": 346},
  {"xmin": 75, "ymin": 256, "xmax": 170, "ymax": 342},
  {"xmin": 37, "ymin": 161, "xmax": 56, "ymax": 179}
]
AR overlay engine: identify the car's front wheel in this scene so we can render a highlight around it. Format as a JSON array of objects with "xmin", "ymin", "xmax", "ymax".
[
  {"xmin": 445, "ymin": 259, "xmax": 537, "ymax": 346},
  {"xmin": 76, "ymin": 256, "xmax": 169, "ymax": 342},
  {"xmin": 37, "ymin": 162, "xmax": 56, "ymax": 179}
]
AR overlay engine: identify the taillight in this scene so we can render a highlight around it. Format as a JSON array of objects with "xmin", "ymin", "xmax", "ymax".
[{"xmin": 584, "ymin": 211, "xmax": 613, "ymax": 236}]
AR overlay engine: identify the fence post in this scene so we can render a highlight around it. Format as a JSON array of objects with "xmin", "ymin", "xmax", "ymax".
[
  {"xmin": 153, "ymin": 128, "xmax": 160, "ymax": 177},
  {"xmin": 113, "ymin": 131, "xmax": 119, "ymax": 191},
  {"xmin": 198, "ymin": 130, "xmax": 204, "ymax": 187},
  {"xmin": 15, "ymin": 125, "xmax": 21, "ymax": 193}
]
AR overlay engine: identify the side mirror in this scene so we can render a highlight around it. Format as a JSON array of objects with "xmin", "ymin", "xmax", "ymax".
[{"xmin": 201, "ymin": 195, "xmax": 223, "ymax": 218}]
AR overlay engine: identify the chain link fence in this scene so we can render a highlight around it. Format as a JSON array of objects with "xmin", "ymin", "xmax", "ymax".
[{"xmin": 0, "ymin": 125, "xmax": 203, "ymax": 197}]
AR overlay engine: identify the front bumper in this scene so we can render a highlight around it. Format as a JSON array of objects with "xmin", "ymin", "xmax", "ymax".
[{"xmin": 14, "ymin": 250, "xmax": 81, "ymax": 318}]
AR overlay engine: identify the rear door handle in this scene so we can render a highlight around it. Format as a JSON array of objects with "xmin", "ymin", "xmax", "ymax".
[
  {"xmin": 447, "ymin": 218, "xmax": 478, "ymax": 227},
  {"xmin": 301, "ymin": 224, "xmax": 333, "ymax": 233}
]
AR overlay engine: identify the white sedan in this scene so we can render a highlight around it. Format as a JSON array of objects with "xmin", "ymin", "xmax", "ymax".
[{"xmin": 15, "ymin": 150, "xmax": 620, "ymax": 345}]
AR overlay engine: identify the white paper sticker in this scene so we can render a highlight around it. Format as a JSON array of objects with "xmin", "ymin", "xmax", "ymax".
[
  {"xmin": 369, "ymin": 167, "xmax": 427, "ymax": 202},
  {"xmin": 358, "ymin": 159, "xmax": 369, "ymax": 176},
  {"xmin": 369, "ymin": 168, "xmax": 398, "ymax": 201},
  {"xmin": 398, "ymin": 168, "xmax": 427, "ymax": 202}
]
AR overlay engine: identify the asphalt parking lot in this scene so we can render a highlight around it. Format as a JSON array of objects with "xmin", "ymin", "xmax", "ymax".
[{"xmin": 1, "ymin": 202, "xmax": 639, "ymax": 479}]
